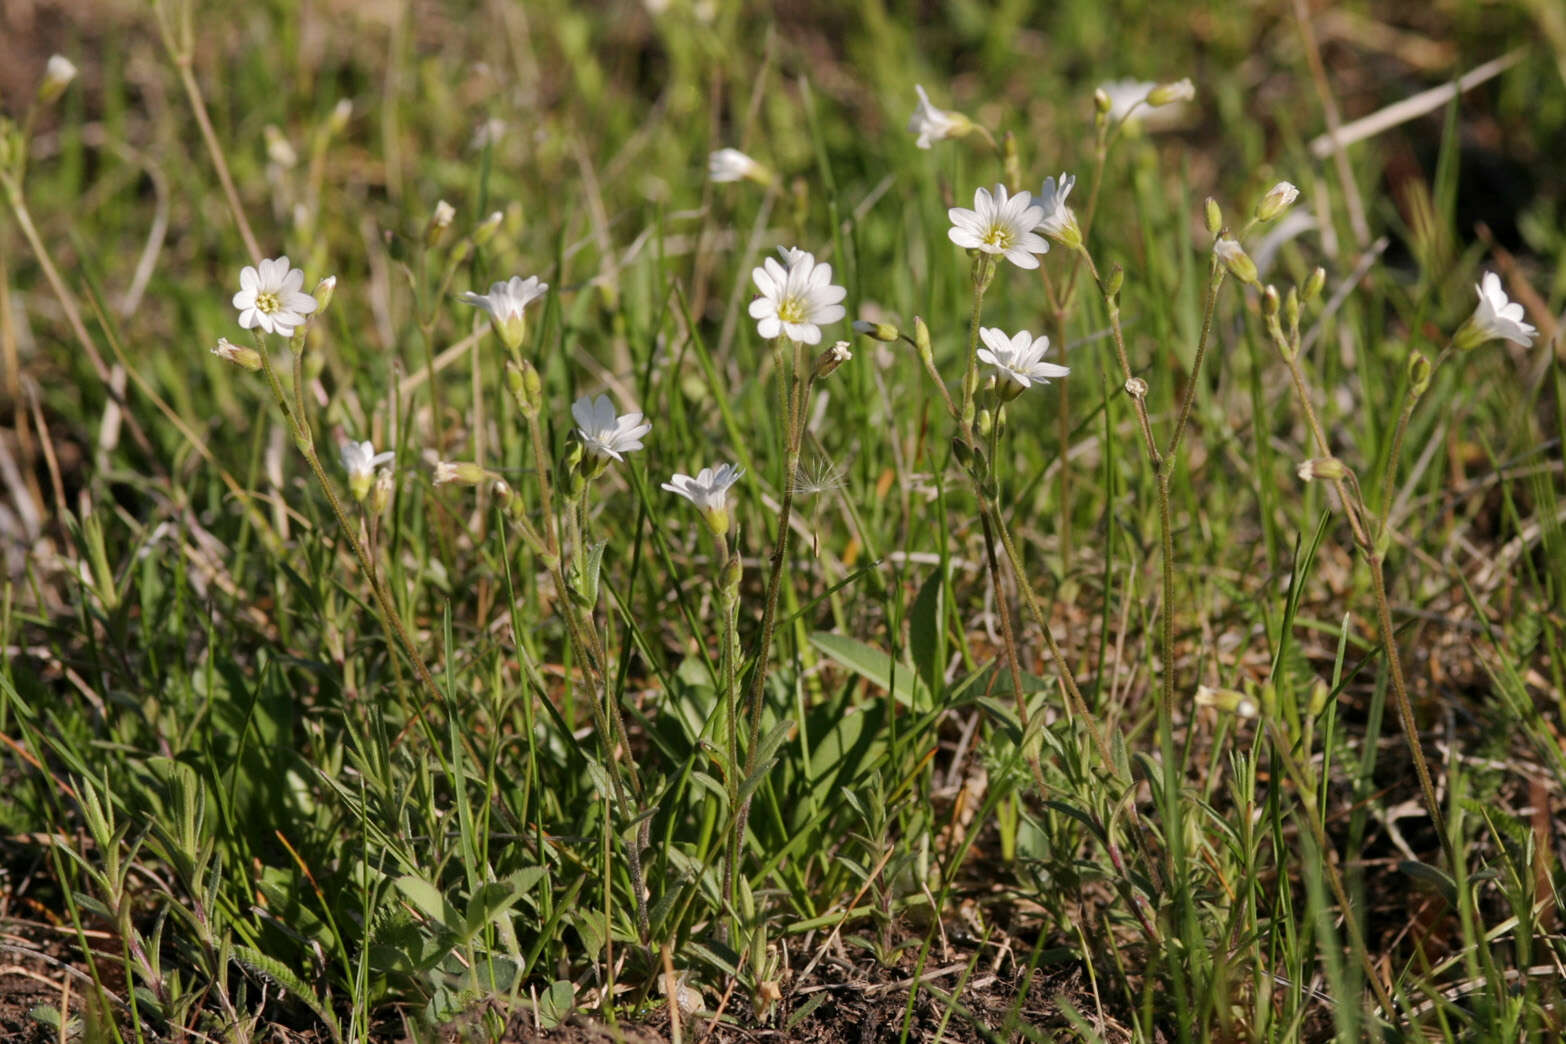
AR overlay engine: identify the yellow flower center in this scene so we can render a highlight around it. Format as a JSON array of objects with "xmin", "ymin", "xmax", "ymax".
[
  {"xmin": 777, "ymin": 296, "xmax": 807, "ymax": 324},
  {"xmin": 256, "ymin": 290, "xmax": 282, "ymax": 315},
  {"xmin": 982, "ymin": 225, "xmax": 1013, "ymax": 250}
]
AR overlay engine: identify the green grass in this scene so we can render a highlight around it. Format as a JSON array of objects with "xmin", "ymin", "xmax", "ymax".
[{"xmin": 2, "ymin": 1, "xmax": 1565, "ymax": 1041}]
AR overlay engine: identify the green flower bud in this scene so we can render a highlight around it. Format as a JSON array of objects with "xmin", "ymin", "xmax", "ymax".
[
  {"xmin": 210, "ymin": 338, "xmax": 263, "ymax": 372},
  {"xmin": 1303, "ymin": 266, "xmax": 1326, "ymax": 305},
  {"xmin": 852, "ymin": 319, "xmax": 900, "ymax": 342},
  {"xmin": 1407, "ymin": 350, "xmax": 1432, "ymax": 398},
  {"xmin": 1204, "ymin": 197, "xmax": 1223, "ymax": 237},
  {"xmin": 1214, "ymin": 236, "xmax": 1259, "ymax": 287}
]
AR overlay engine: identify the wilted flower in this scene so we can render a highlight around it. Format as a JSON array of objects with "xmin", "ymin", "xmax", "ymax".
[
  {"xmin": 1036, "ymin": 172, "xmax": 1082, "ymax": 250},
  {"xmin": 748, "ymin": 249, "xmax": 847, "ymax": 345},
  {"xmin": 341, "ymin": 440, "xmax": 395, "ymax": 501},
  {"xmin": 907, "ymin": 85, "xmax": 968, "ymax": 149},
  {"xmin": 460, "ymin": 275, "xmax": 548, "ymax": 352},
  {"xmin": 1455, "ymin": 271, "xmax": 1537, "ymax": 350},
  {"xmin": 977, "ymin": 327, "xmax": 1069, "ymax": 398},
  {"xmin": 572, "ymin": 394, "xmax": 652, "ymax": 462},
  {"xmin": 1296, "ymin": 457, "xmax": 1346, "ymax": 482},
  {"xmin": 233, "ymin": 256, "xmax": 318, "ymax": 336},
  {"xmin": 813, "ymin": 340, "xmax": 852, "ymax": 379},
  {"xmin": 948, "ymin": 185, "xmax": 1048, "ymax": 269},
  {"xmin": 708, "ymin": 148, "xmax": 770, "ymax": 185},
  {"xmin": 662, "ymin": 463, "xmax": 744, "ymax": 536}
]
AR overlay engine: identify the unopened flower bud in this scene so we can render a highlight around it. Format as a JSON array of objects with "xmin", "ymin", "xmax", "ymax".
[
  {"xmin": 1204, "ymin": 198, "xmax": 1223, "ymax": 238},
  {"xmin": 1255, "ymin": 180, "xmax": 1299, "ymax": 223},
  {"xmin": 432, "ymin": 460, "xmax": 488, "ymax": 486},
  {"xmin": 1296, "ymin": 457, "xmax": 1347, "ymax": 482},
  {"xmin": 1307, "ymin": 678, "xmax": 1331, "ymax": 718},
  {"xmin": 976, "ymin": 408, "xmax": 994, "ymax": 436},
  {"xmin": 721, "ymin": 554, "xmax": 743, "ymax": 600},
  {"xmin": 853, "ymin": 319, "xmax": 900, "ymax": 342},
  {"xmin": 1094, "ymin": 87, "xmax": 1113, "ymax": 114},
  {"xmin": 426, "ymin": 199, "xmax": 456, "ymax": 246},
  {"xmin": 473, "ymin": 210, "xmax": 504, "ymax": 246},
  {"xmin": 1195, "ymin": 684, "xmax": 1258, "ymax": 718},
  {"xmin": 38, "ymin": 55, "xmax": 78, "ymax": 105},
  {"xmin": 1104, "ymin": 264, "xmax": 1124, "ymax": 299},
  {"xmin": 1407, "ymin": 350, "xmax": 1432, "ymax": 398},
  {"xmin": 1123, "ymin": 376, "xmax": 1148, "ymax": 399},
  {"xmin": 1263, "ymin": 285, "xmax": 1280, "ymax": 318},
  {"xmin": 313, "ymin": 275, "xmax": 337, "ymax": 314},
  {"xmin": 369, "ymin": 469, "xmax": 394, "ymax": 516},
  {"xmin": 1147, "ymin": 78, "xmax": 1195, "ymax": 106},
  {"xmin": 913, "ymin": 316, "xmax": 935, "ymax": 368},
  {"xmin": 327, "ymin": 98, "xmax": 353, "ymax": 135},
  {"xmin": 211, "ymin": 338, "xmax": 263, "ymax": 372},
  {"xmin": 1285, "ymin": 286, "xmax": 1300, "ymax": 332},
  {"xmin": 264, "ymin": 125, "xmax": 297, "ymax": 168},
  {"xmin": 1303, "ymin": 266, "xmax": 1326, "ymax": 304},
  {"xmin": 1214, "ymin": 235, "xmax": 1259, "ymax": 287},
  {"xmin": 812, "ymin": 340, "xmax": 852, "ymax": 380}
]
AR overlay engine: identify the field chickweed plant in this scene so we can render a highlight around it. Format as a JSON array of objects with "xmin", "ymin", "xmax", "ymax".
[{"xmin": 2, "ymin": 1, "xmax": 1564, "ymax": 1041}]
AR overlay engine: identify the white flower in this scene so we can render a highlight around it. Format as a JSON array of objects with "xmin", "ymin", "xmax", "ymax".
[
  {"xmin": 341, "ymin": 440, "xmax": 396, "ymax": 501},
  {"xmin": 573, "ymin": 394, "xmax": 652, "ymax": 462},
  {"xmin": 708, "ymin": 148, "xmax": 768, "ymax": 184},
  {"xmin": 977, "ymin": 327, "xmax": 1069, "ymax": 397},
  {"xmin": 748, "ymin": 250, "xmax": 847, "ymax": 345},
  {"xmin": 947, "ymin": 185, "xmax": 1048, "ymax": 269},
  {"xmin": 460, "ymin": 275, "xmax": 548, "ymax": 351},
  {"xmin": 1036, "ymin": 172, "xmax": 1082, "ymax": 250},
  {"xmin": 1459, "ymin": 271, "xmax": 1537, "ymax": 349},
  {"xmin": 232, "ymin": 256, "xmax": 318, "ymax": 336},
  {"xmin": 662, "ymin": 463, "xmax": 744, "ymax": 535},
  {"xmin": 907, "ymin": 85, "xmax": 965, "ymax": 149},
  {"xmin": 776, "ymin": 245, "xmax": 809, "ymax": 268}
]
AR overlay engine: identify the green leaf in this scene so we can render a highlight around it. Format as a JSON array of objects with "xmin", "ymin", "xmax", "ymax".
[
  {"xmin": 395, "ymin": 875, "xmax": 461, "ymax": 932},
  {"xmin": 809, "ymin": 632, "xmax": 930, "ymax": 710},
  {"xmin": 233, "ymin": 945, "xmax": 343, "ymax": 1043},
  {"xmin": 537, "ymin": 980, "xmax": 576, "ymax": 1030},
  {"xmin": 908, "ymin": 565, "xmax": 947, "ymax": 700},
  {"xmin": 1396, "ymin": 860, "xmax": 1456, "ymax": 908}
]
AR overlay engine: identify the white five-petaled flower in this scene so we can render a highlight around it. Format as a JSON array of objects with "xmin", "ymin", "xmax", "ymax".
[
  {"xmin": 460, "ymin": 275, "xmax": 548, "ymax": 351},
  {"xmin": 907, "ymin": 85, "xmax": 965, "ymax": 149},
  {"xmin": 1036, "ymin": 172, "xmax": 1082, "ymax": 250},
  {"xmin": 748, "ymin": 249, "xmax": 847, "ymax": 345},
  {"xmin": 977, "ymin": 327, "xmax": 1070, "ymax": 398},
  {"xmin": 708, "ymin": 148, "xmax": 769, "ymax": 184},
  {"xmin": 232, "ymin": 256, "xmax": 318, "ymax": 336},
  {"xmin": 663, "ymin": 463, "xmax": 745, "ymax": 536},
  {"xmin": 1459, "ymin": 271, "xmax": 1537, "ymax": 349},
  {"xmin": 573, "ymin": 394, "xmax": 652, "ymax": 462},
  {"xmin": 948, "ymin": 185, "xmax": 1048, "ymax": 269},
  {"xmin": 341, "ymin": 440, "xmax": 396, "ymax": 501}
]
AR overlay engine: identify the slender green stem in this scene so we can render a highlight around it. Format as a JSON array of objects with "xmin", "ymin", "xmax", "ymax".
[
  {"xmin": 255, "ymin": 346, "xmax": 446, "ymax": 740},
  {"xmin": 728, "ymin": 339, "xmax": 808, "ymax": 913},
  {"xmin": 1274, "ymin": 333, "xmax": 1454, "ymax": 865},
  {"xmin": 958, "ymin": 255, "xmax": 994, "ymax": 427}
]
